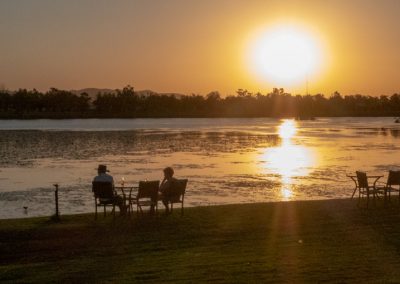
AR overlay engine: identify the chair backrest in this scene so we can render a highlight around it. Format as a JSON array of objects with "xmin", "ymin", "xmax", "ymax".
[
  {"xmin": 137, "ymin": 180, "xmax": 160, "ymax": 200},
  {"xmin": 356, "ymin": 171, "xmax": 368, "ymax": 188},
  {"xmin": 387, "ymin": 170, "xmax": 400, "ymax": 186},
  {"xmin": 92, "ymin": 181, "xmax": 114, "ymax": 199},
  {"xmin": 167, "ymin": 179, "xmax": 188, "ymax": 202}
]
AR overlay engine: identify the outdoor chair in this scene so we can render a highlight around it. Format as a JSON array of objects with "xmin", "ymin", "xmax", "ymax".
[
  {"xmin": 128, "ymin": 180, "xmax": 160, "ymax": 215},
  {"xmin": 92, "ymin": 181, "xmax": 117, "ymax": 220},
  {"xmin": 377, "ymin": 170, "xmax": 400, "ymax": 204},
  {"xmin": 163, "ymin": 179, "xmax": 188, "ymax": 215},
  {"xmin": 355, "ymin": 171, "xmax": 383, "ymax": 208}
]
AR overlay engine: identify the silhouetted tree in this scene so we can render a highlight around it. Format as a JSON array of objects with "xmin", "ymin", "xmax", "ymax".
[{"xmin": 2, "ymin": 86, "xmax": 400, "ymax": 118}]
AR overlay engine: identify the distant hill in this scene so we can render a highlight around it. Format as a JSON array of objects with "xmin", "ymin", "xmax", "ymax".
[
  {"xmin": 70, "ymin": 88, "xmax": 115, "ymax": 101},
  {"xmin": 70, "ymin": 88, "xmax": 185, "ymax": 101}
]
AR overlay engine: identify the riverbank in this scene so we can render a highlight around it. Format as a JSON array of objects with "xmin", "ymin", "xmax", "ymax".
[{"xmin": 1, "ymin": 198, "xmax": 400, "ymax": 282}]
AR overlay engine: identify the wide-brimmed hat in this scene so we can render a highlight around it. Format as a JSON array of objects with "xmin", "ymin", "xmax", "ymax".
[{"xmin": 97, "ymin": 164, "xmax": 109, "ymax": 172}]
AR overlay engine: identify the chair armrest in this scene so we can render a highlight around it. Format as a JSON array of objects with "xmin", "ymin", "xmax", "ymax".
[{"xmin": 128, "ymin": 187, "xmax": 138, "ymax": 199}]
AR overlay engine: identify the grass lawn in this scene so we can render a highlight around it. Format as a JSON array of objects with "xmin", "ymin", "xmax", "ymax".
[{"xmin": 1, "ymin": 198, "xmax": 400, "ymax": 283}]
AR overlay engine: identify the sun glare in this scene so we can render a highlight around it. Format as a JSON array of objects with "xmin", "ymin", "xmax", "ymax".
[{"xmin": 247, "ymin": 24, "xmax": 323, "ymax": 86}]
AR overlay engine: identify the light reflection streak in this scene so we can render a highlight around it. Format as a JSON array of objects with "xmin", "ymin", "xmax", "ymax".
[{"xmin": 260, "ymin": 119, "xmax": 315, "ymax": 199}]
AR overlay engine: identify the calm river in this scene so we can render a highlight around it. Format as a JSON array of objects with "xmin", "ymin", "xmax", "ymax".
[{"xmin": 0, "ymin": 117, "xmax": 399, "ymax": 218}]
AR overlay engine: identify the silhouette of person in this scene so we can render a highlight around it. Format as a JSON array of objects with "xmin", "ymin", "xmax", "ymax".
[
  {"xmin": 93, "ymin": 164, "xmax": 126, "ymax": 215},
  {"xmin": 159, "ymin": 167, "xmax": 177, "ymax": 214}
]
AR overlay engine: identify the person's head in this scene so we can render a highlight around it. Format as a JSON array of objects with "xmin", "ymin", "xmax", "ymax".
[
  {"xmin": 163, "ymin": 167, "xmax": 174, "ymax": 179},
  {"xmin": 97, "ymin": 164, "xmax": 108, "ymax": 174}
]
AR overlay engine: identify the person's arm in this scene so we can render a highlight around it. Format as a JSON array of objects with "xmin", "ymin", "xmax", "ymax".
[
  {"xmin": 160, "ymin": 179, "xmax": 170, "ymax": 193},
  {"xmin": 159, "ymin": 177, "xmax": 166, "ymax": 190}
]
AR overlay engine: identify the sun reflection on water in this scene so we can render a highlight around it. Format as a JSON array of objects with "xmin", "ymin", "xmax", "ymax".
[
  {"xmin": 278, "ymin": 119, "xmax": 297, "ymax": 139},
  {"xmin": 260, "ymin": 119, "xmax": 315, "ymax": 200}
]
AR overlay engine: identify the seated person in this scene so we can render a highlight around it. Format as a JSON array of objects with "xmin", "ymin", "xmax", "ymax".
[
  {"xmin": 93, "ymin": 164, "xmax": 126, "ymax": 215},
  {"xmin": 159, "ymin": 166, "xmax": 177, "ymax": 214}
]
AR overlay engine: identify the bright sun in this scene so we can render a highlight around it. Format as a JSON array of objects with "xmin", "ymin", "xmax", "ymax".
[{"xmin": 248, "ymin": 24, "xmax": 322, "ymax": 86}]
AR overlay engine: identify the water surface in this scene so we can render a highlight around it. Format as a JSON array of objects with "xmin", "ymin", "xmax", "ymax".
[{"xmin": 1, "ymin": 117, "xmax": 399, "ymax": 218}]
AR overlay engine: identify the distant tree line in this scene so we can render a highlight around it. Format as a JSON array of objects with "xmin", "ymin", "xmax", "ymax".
[{"xmin": 1, "ymin": 86, "xmax": 400, "ymax": 118}]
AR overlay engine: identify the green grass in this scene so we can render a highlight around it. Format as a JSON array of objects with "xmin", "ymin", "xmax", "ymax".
[{"xmin": 1, "ymin": 199, "xmax": 400, "ymax": 283}]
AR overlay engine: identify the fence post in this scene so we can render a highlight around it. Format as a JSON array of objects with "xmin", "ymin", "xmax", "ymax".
[{"xmin": 53, "ymin": 183, "xmax": 60, "ymax": 221}]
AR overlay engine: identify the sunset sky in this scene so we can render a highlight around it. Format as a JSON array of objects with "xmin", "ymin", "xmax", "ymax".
[{"xmin": 1, "ymin": 0, "xmax": 399, "ymax": 96}]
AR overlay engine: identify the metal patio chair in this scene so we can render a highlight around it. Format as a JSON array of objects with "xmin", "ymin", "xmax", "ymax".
[
  {"xmin": 355, "ymin": 171, "xmax": 383, "ymax": 208},
  {"xmin": 163, "ymin": 179, "xmax": 188, "ymax": 215},
  {"xmin": 92, "ymin": 181, "xmax": 117, "ymax": 219},
  {"xmin": 377, "ymin": 170, "xmax": 400, "ymax": 205},
  {"xmin": 128, "ymin": 180, "xmax": 160, "ymax": 215}
]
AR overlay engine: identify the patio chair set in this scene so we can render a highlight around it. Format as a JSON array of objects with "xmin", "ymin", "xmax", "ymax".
[
  {"xmin": 92, "ymin": 179, "xmax": 188, "ymax": 219},
  {"xmin": 348, "ymin": 170, "xmax": 400, "ymax": 208}
]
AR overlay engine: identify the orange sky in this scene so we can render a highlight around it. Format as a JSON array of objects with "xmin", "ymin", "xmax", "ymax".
[{"xmin": 1, "ymin": 0, "xmax": 399, "ymax": 96}]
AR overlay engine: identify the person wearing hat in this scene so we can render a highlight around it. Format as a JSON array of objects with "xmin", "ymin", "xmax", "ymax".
[
  {"xmin": 93, "ymin": 164, "xmax": 126, "ymax": 215},
  {"xmin": 93, "ymin": 165, "xmax": 114, "ymax": 183}
]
